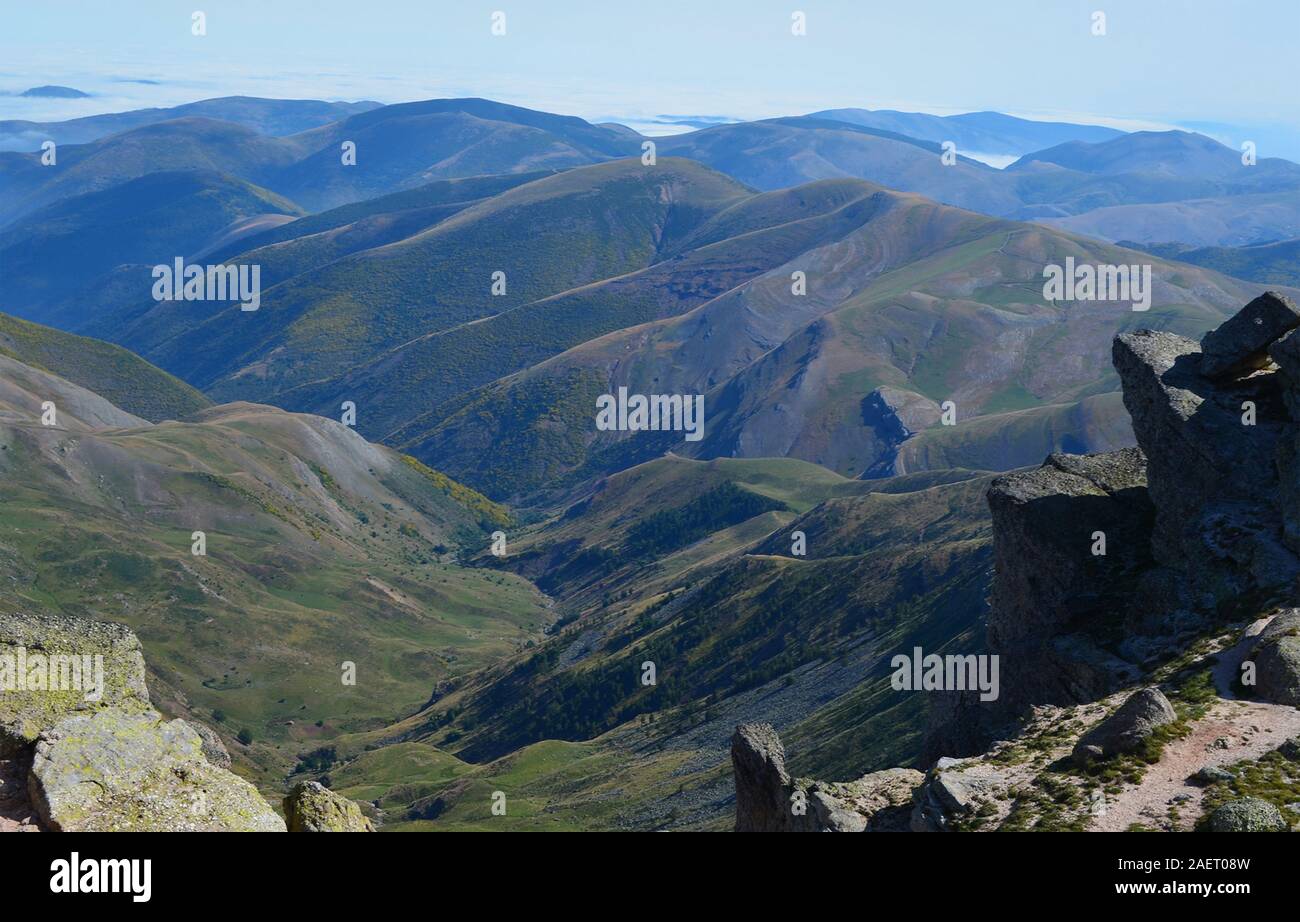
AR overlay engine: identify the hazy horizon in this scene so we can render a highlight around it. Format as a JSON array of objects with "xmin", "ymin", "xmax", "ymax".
[{"xmin": 4, "ymin": 0, "xmax": 1299, "ymax": 157}]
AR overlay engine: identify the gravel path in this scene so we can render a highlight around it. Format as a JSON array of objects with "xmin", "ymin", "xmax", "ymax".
[{"xmin": 1091, "ymin": 617, "xmax": 1300, "ymax": 831}]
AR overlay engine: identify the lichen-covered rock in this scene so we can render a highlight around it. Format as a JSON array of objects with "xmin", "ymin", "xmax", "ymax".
[
  {"xmin": 0, "ymin": 610, "xmax": 151, "ymax": 756},
  {"xmin": 1248, "ymin": 609, "xmax": 1300, "ymax": 706},
  {"xmin": 1193, "ymin": 765, "xmax": 1234, "ymax": 785},
  {"xmin": 284, "ymin": 781, "xmax": 374, "ymax": 832},
  {"xmin": 731, "ymin": 724, "xmax": 921, "ymax": 832},
  {"xmin": 28, "ymin": 708, "xmax": 284, "ymax": 832},
  {"xmin": 185, "ymin": 720, "xmax": 232, "ymax": 769},
  {"xmin": 1208, "ymin": 797, "xmax": 1288, "ymax": 832},
  {"xmin": 1199, "ymin": 291, "xmax": 1300, "ymax": 379},
  {"xmin": 1073, "ymin": 687, "xmax": 1176, "ymax": 762},
  {"xmin": 910, "ymin": 757, "xmax": 1009, "ymax": 831}
]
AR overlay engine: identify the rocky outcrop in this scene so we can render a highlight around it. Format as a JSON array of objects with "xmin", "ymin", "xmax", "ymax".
[
  {"xmin": 985, "ymin": 448, "xmax": 1152, "ymax": 710},
  {"xmin": 284, "ymin": 780, "xmax": 375, "ymax": 832},
  {"xmin": 0, "ymin": 610, "xmax": 152, "ymax": 757},
  {"xmin": 1072, "ymin": 687, "xmax": 1176, "ymax": 763},
  {"xmin": 731, "ymin": 724, "xmax": 921, "ymax": 832},
  {"xmin": 731, "ymin": 724, "xmax": 791, "ymax": 832},
  {"xmin": 0, "ymin": 609, "xmax": 283, "ymax": 832},
  {"xmin": 988, "ymin": 448, "xmax": 1152, "ymax": 651},
  {"xmin": 735, "ymin": 292, "xmax": 1300, "ymax": 832},
  {"xmin": 30, "ymin": 710, "xmax": 284, "ymax": 832},
  {"xmin": 1114, "ymin": 326, "xmax": 1299, "ymax": 602},
  {"xmin": 947, "ymin": 292, "xmax": 1300, "ymax": 749}
]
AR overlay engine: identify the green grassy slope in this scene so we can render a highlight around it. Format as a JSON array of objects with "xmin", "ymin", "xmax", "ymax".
[
  {"xmin": 399, "ymin": 216, "xmax": 1274, "ymax": 502},
  {"xmin": 0, "ymin": 311, "xmax": 211, "ymax": 421},
  {"xmin": 318, "ymin": 464, "xmax": 993, "ymax": 829},
  {"xmin": 0, "ymin": 359, "xmax": 548, "ymax": 793},
  {"xmin": 1140, "ymin": 237, "xmax": 1300, "ymax": 287},
  {"xmin": 111, "ymin": 159, "xmax": 750, "ymax": 401},
  {"xmin": 284, "ymin": 178, "xmax": 922, "ymax": 442}
]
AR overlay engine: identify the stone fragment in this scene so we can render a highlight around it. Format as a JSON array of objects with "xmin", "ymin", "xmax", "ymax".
[
  {"xmin": 284, "ymin": 780, "xmax": 375, "ymax": 832},
  {"xmin": 1072, "ymin": 687, "xmax": 1176, "ymax": 762},
  {"xmin": 1200, "ymin": 291, "xmax": 1300, "ymax": 379}
]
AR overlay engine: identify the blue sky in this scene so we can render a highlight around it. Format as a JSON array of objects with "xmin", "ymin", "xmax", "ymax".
[{"xmin": 3, "ymin": 0, "xmax": 1299, "ymax": 155}]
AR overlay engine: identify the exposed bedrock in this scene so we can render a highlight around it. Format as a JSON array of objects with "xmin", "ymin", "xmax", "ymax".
[
  {"xmin": 1114, "ymin": 323, "xmax": 1300, "ymax": 602},
  {"xmin": 0, "ymin": 609, "xmax": 284, "ymax": 832},
  {"xmin": 731, "ymin": 724, "xmax": 921, "ymax": 832}
]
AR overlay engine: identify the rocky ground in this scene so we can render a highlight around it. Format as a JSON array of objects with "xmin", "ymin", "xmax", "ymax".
[{"xmin": 1093, "ymin": 617, "xmax": 1300, "ymax": 831}]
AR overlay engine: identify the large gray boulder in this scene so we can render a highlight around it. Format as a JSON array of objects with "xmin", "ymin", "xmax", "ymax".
[
  {"xmin": 803, "ymin": 769, "xmax": 923, "ymax": 833},
  {"xmin": 1200, "ymin": 291, "xmax": 1300, "ymax": 379},
  {"xmin": 28, "ymin": 709, "xmax": 285, "ymax": 832},
  {"xmin": 284, "ymin": 780, "xmax": 375, "ymax": 832},
  {"xmin": 1073, "ymin": 687, "xmax": 1176, "ymax": 762},
  {"xmin": 1248, "ymin": 609, "xmax": 1300, "ymax": 706},
  {"xmin": 910, "ymin": 757, "xmax": 1009, "ymax": 831},
  {"xmin": 1208, "ymin": 797, "xmax": 1288, "ymax": 832},
  {"xmin": 0, "ymin": 609, "xmax": 284, "ymax": 832}
]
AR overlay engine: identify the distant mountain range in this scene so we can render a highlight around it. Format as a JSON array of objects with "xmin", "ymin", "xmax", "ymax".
[
  {"xmin": 4, "ymin": 91, "xmax": 1299, "ymax": 829},
  {"xmin": 810, "ymin": 107, "xmax": 1124, "ymax": 157},
  {"xmin": 0, "ymin": 95, "xmax": 380, "ymax": 150},
  {"xmin": 6, "ymin": 98, "xmax": 1296, "ymax": 247}
]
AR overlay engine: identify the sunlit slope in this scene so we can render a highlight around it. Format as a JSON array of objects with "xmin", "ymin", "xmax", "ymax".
[
  {"xmin": 114, "ymin": 159, "xmax": 750, "ymax": 401},
  {"xmin": 0, "ymin": 356, "xmax": 548, "ymax": 789}
]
